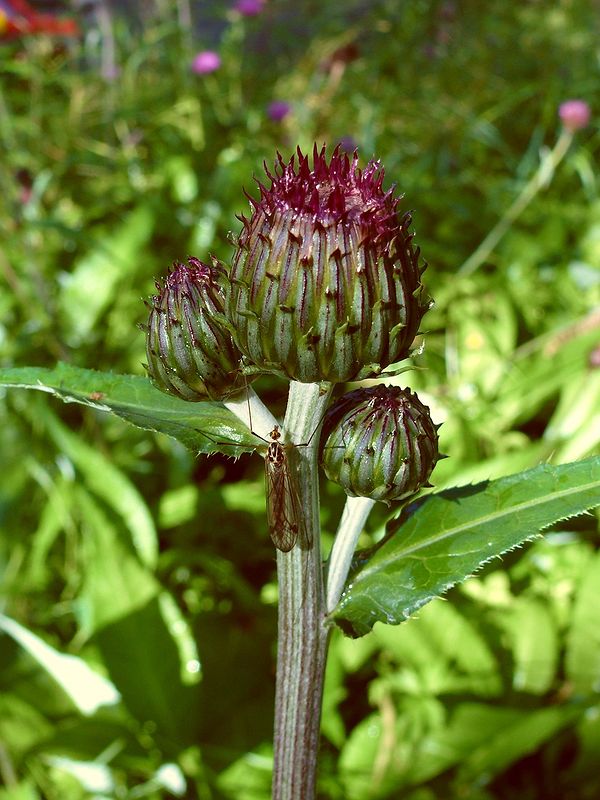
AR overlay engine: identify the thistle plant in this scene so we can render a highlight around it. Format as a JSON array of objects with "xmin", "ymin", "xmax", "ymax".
[
  {"xmin": 2, "ymin": 142, "xmax": 598, "ymax": 800},
  {"xmin": 142, "ymin": 145, "xmax": 437, "ymax": 798}
]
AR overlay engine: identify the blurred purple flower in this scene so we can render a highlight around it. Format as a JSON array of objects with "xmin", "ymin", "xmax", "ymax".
[
  {"xmin": 338, "ymin": 136, "xmax": 358, "ymax": 154},
  {"xmin": 559, "ymin": 99, "xmax": 591, "ymax": 132},
  {"xmin": 192, "ymin": 51, "xmax": 221, "ymax": 75},
  {"xmin": 233, "ymin": 0, "xmax": 265, "ymax": 15},
  {"xmin": 267, "ymin": 100, "xmax": 291, "ymax": 122}
]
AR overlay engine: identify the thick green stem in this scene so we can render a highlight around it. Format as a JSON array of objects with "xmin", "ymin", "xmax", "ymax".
[{"xmin": 272, "ymin": 381, "xmax": 332, "ymax": 800}]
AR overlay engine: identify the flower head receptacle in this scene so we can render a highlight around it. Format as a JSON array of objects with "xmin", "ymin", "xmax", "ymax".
[
  {"xmin": 226, "ymin": 145, "xmax": 430, "ymax": 383},
  {"xmin": 145, "ymin": 258, "xmax": 247, "ymax": 401},
  {"xmin": 320, "ymin": 385, "xmax": 441, "ymax": 504}
]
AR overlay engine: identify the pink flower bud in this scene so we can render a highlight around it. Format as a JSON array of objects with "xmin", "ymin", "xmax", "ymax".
[
  {"xmin": 558, "ymin": 99, "xmax": 591, "ymax": 132},
  {"xmin": 192, "ymin": 51, "xmax": 221, "ymax": 75}
]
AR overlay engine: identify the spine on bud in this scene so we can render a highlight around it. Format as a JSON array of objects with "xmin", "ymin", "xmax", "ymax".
[{"xmin": 226, "ymin": 146, "xmax": 430, "ymax": 383}]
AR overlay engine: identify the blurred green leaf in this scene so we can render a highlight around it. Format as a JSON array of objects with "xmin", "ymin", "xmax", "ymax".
[
  {"xmin": 0, "ymin": 782, "xmax": 41, "ymax": 800},
  {"xmin": 215, "ymin": 745, "xmax": 272, "ymax": 800},
  {"xmin": 158, "ymin": 485, "xmax": 199, "ymax": 528},
  {"xmin": 455, "ymin": 704, "xmax": 581, "ymax": 785},
  {"xmin": 565, "ymin": 551, "xmax": 600, "ymax": 693},
  {"xmin": 494, "ymin": 325, "xmax": 599, "ymax": 430},
  {"xmin": 24, "ymin": 476, "xmax": 73, "ymax": 586},
  {"xmin": 0, "ymin": 363, "xmax": 261, "ymax": 456},
  {"xmin": 373, "ymin": 600, "xmax": 502, "ymax": 697},
  {"xmin": 407, "ymin": 703, "xmax": 525, "ymax": 785},
  {"xmin": 58, "ymin": 207, "xmax": 155, "ymax": 345},
  {"xmin": 76, "ymin": 488, "xmax": 159, "ymax": 633},
  {"xmin": 321, "ymin": 634, "xmax": 347, "ymax": 748},
  {"xmin": 0, "ymin": 615, "xmax": 120, "ymax": 716},
  {"xmin": 496, "ymin": 597, "xmax": 558, "ymax": 695},
  {"xmin": 0, "ymin": 695, "xmax": 54, "ymax": 760},
  {"xmin": 337, "ymin": 711, "xmax": 393, "ymax": 799},
  {"xmin": 546, "ymin": 370, "xmax": 600, "ymax": 462},
  {"xmin": 38, "ymin": 405, "xmax": 158, "ymax": 569},
  {"xmin": 78, "ymin": 490, "xmax": 201, "ymax": 751},
  {"xmin": 43, "ymin": 757, "xmax": 114, "ymax": 797},
  {"xmin": 332, "ymin": 457, "xmax": 600, "ymax": 636}
]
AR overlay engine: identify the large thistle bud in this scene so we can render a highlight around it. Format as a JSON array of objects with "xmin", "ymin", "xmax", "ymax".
[
  {"xmin": 226, "ymin": 145, "xmax": 429, "ymax": 383},
  {"xmin": 320, "ymin": 385, "xmax": 440, "ymax": 504},
  {"xmin": 145, "ymin": 257, "xmax": 246, "ymax": 401}
]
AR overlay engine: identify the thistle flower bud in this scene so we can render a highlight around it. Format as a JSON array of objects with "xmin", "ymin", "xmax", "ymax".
[
  {"xmin": 145, "ymin": 258, "xmax": 246, "ymax": 401},
  {"xmin": 558, "ymin": 99, "xmax": 591, "ymax": 133},
  {"xmin": 227, "ymin": 145, "xmax": 429, "ymax": 383},
  {"xmin": 320, "ymin": 385, "xmax": 440, "ymax": 503}
]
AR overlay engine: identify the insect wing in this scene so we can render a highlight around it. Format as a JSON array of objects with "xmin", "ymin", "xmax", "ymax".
[{"xmin": 265, "ymin": 443, "xmax": 305, "ymax": 552}]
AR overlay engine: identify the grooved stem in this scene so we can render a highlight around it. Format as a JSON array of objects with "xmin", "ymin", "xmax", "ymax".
[{"xmin": 272, "ymin": 381, "xmax": 332, "ymax": 800}]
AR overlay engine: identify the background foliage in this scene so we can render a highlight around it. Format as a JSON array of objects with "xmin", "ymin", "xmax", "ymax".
[{"xmin": 0, "ymin": 1, "xmax": 599, "ymax": 798}]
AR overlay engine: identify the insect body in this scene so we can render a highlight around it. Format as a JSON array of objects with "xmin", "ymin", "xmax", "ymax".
[{"xmin": 265, "ymin": 425, "xmax": 307, "ymax": 552}]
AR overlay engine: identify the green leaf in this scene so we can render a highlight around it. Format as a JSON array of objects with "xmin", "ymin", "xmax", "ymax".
[
  {"xmin": 38, "ymin": 406, "xmax": 158, "ymax": 569},
  {"xmin": 408, "ymin": 702, "xmax": 581, "ymax": 786},
  {"xmin": 565, "ymin": 551, "xmax": 600, "ymax": 693},
  {"xmin": 372, "ymin": 600, "xmax": 502, "ymax": 697},
  {"xmin": 0, "ymin": 615, "xmax": 121, "ymax": 716},
  {"xmin": 0, "ymin": 695, "xmax": 54, "ymax": 759},
  {"xmin": 58, "ymin": 206, "xmax": 154, "ymax": 345},
  {"xmin": 496, "ymin": 597, "xmax": 558, "ymax": 695},
  {"xmin": 332, "ymin": 457, "xmax": 600, "ymax": 637},
  {"xmin": 78, "ymin": 490, "xmax": 202, "ymax": 750},
  {"xmin": 215, "ymin": 744, "xmax": 272, "ymax": 800},
  {"xmin": 546, "ymin": 371, "xmax": 600, "ymax": 462},
  {"xmin": 0, "ymin": 363, "xmax": 261, "ymax": 456},
  {"xmin": 0, "ymin": 781, "xmax": 41, "ymax": 800},
  {"xmin": 494, "ymin": 325, "xmax": 599, "ymax": 430},
  {"xmin": 455, "ymin": 704, "xmax": 581, "ymax": 785}
]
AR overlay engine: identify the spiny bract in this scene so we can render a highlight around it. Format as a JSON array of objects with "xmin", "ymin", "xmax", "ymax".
[{"xmin": 226, "ymin": 144, "xmax": 430, "ymax": 383}]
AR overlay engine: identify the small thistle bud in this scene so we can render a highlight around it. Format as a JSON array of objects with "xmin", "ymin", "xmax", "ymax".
[
  {"xmin": 191, "ymin": 50, "xmax": 221, "ymax": 75},
  {"xmin": 558, "ymin": 99, "xmax": 591, "ymax": 133},
  {"xmin": 227, "ymin": 145, "xmax": 429, "ymax": 383},
  {"xmin": 145, "ymin": 257, "xmax": 246, "ymax": 401},
  {"xmin": 320, "ymin": 385, "xmax": 440, "ymax": 503}
]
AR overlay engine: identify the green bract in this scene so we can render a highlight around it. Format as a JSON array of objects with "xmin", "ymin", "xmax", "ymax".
[
  {"xmin": 145, "ymin": 258, "xmax": 246, "ymax": 401},
  {"xmin": 226, "ymin": 145, "xmax": 429, "ymax": 383},
  {"xmin": 320, "ymin": 385, "xmax": 440, "ymax": 503}
]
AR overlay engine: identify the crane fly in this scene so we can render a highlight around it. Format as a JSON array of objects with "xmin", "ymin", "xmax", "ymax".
[{"xmin": 265, "ymin": 425, "xmax": 309, "ymax": 552}]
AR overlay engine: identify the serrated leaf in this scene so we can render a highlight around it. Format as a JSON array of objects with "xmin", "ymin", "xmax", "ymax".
[
  {"xmin": 331, "ymin": 457, "xmax": 600, "ymax": 637},
  {"xmin": 0, "ymin": 363, "xmax": 261, "ymax": 456}
]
